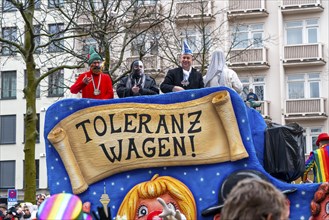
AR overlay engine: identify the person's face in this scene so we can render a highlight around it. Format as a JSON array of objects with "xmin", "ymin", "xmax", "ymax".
[
  {"xmin": 134, "ymin": 193, "xmax": 180, "ymax": 220},
  {"xmin": 23, "ymin": 207, "xmax": 31, "ymax": 219},
  {"xmin": 0, "ymin": 207, "xmax": 6, "ymax": 215},
  {"xmin": 90, "ymin": 60, "xmax": 102, "ymax": 74},
  {"xmin": 133, "ymin": 61, "xmax": 144, "ymax": 75},
  {"xmin": 280, "ymin": 199, "xmax": 291, "ymax": 220},
  {"xmin": 37, "ymin": 197, "xmax": 45, "ymax": 206},
  {"xmin": 180, "ymin": 54, "xmax": 193, "ymax": 71}
]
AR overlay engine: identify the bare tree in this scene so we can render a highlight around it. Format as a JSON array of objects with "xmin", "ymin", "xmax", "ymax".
[
  {"xmin": 155, "ymin": 0, "xmax": 272, "ymax": 75},
  {"xmin": 0, "ymin": 0, "xmax": 171, "ymax": 202}
]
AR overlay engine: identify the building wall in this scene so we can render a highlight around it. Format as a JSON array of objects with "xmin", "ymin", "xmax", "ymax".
[{"xmin": 0, "ymin": 0, "xmax": 328, "ymax": 198}]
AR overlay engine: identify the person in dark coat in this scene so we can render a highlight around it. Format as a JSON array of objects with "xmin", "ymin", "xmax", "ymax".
[
  {"xmin": 116, "ymin": 60, "xmax": 159, "ymax": 98},
  {"xmin": 160, "ymin": 40, "xmax": 204, "ymax": 93}
]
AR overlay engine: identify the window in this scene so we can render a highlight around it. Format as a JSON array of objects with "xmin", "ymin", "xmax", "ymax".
[
  {"xmin": 48, "ymin": 70, "xmax": 64, "ymax": 97},
  {"xmin": 34, "ymin": 0, "xmax": 41, "ymax": 9},
  {"xmin": 1, "ymin": 27, "xmax": 18, "ymax": 55},
  {"xmin": 1, "ymin": 71, "xmax": 17, "ymax": 99},
  {"xmin": 0, "ymin": 115, "xmax": 16, "ymax": 144},
  {"xmin": 82, "ymin": 38, "xmax": 98, "ymax": 56},
  {"xmin": 240, "ymin": 76, "xmax": 265, "ymax": 101},
  {"xmin": 232, "ymin": 24, "xmax": 263, "ymax": 49},
  {"xmin": 22, "ymin": 0, "xmax": 41, "ymax": 10},
  {"xmin": 24, "ymin": 70, "xmax": 40, "ymax": 98},
  {"xmin": 180, "ymin": 28, "xmax": 211, "ymax": 53},
  {"xmin": 131, "ymin": 34, "xmax": 159, "ymax": 56},
  {"xmin": 285, "ymin": 19, "xmax": 318, "ymax": 45},
  {"xmin": 23, "ymin": 114, "xmax": 40, "ymax": 143},
  {"xmin": 0, "ymin": 161, "xmax": 15, "ymax": 189},
  {"xmin": 34, "ymin": 25, "xmax": 41, "ymax": 54},
  {"xmin": 287, "ymin": 73, "xmax": 320, "ymax": 99},
  {"xmin": 23, "ymin": 160, "xmax": 39, "ymax": 189},
  {"xmin": 48, "ymin": 23, "xmax": 64, "ymax": 52},
  {"xmin": 137, "ymin": 0, "xmax": 158, "ymax": 5},
  {"xmin": 2, "ymin": 0, "xmax": 16, "ymax": 12},
  {"xmin": 48, "ymin": 0, "xmax": 64, "ymax": 8},
  {"xmin": 304, "ymin": 127, "xmax": 322, "ymax": 154}
]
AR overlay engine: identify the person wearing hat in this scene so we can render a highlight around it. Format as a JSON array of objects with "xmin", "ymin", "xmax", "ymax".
[
  {"xmin": 116, "ymin": 60, "xmax": 159, "ymax": 98},
  {"xmin": 303, "ymin": 132, "xmax": 329, "ymax": 183},
  {"xmin": 160, "ymin": 40, "xmax": 204, "ymax": 93},
  {"xmin": 203, "ymin": 50, "xmax": 242, "ymax": 95},
  {"xmin": 70, "ymin": 47, "xmax": 114, "ymax": 99},
  {"xmin": 202, "ymin": 169, "xmax": 296, "ymax": 220}
]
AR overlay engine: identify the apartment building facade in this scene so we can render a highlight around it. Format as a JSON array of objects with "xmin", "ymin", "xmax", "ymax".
[{"xmin": 0, "ymin": 0, "xmax": 328, "ymax": 199}]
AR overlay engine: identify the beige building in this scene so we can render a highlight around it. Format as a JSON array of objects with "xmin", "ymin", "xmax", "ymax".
[{"xmin": 0, "ymin": 0, "xmax": 328, "ymax": 199}]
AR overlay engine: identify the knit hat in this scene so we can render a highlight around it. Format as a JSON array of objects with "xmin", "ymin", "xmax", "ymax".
[
  {"xmin": 88, "ymin": 47, "xmax": 102, "ymax": 66},
  {"xmin": 182, "ymin": 40, "xmax": 193, "ymax": 55},
  {"xmin": 316, "ymin": 133, "xmax": 329, "ymax": 146}
]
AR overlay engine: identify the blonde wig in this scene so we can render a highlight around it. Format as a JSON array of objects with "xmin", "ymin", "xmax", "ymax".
[{"xmin": 116, "ymin": 174, "xmax": 196, "ymax": 219}]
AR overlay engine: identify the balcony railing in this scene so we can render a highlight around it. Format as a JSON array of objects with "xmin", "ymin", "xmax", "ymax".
[
  {"xmin": 227, "ymin": 48, "xmax": 269, "ymax": 70},
  {"xmin": 285, "ymin": 98, "xmax": 327, "ymax": 117},
  {"xmin": 227, "ymin": 0, "xmax": 268, "ymax": 18},
  {"xmin": 175, "ymin": 1, "xmax": 213, "ymax": 20},
  {"xmin": 126, "ymin": 55, "xmax": 161, "ymax": 71},
  {"xmin": 283, "ymin": 43, "xmax": 325, "ymax": 66},
  {"xmin": 124, "ymin": 4, "xmax": 163, "ymax": 26},
  {"xmin": 246, "ymin": 100, "xmax": 271, "ymax": 118},
  {"xmin": 281, "ymin": 0, "xmax": 323, "ymax": 14}
]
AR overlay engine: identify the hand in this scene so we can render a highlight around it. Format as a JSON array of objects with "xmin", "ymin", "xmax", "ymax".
[
  {"xmin": 303, "ymin": 178, "xmax": 313, "ymax": 183},
  {"xmin": 158, "ymin": 198, "xmax": 175, "ymax": 217},
  {"xmin": 91, "ymin": 206, "xmax": 111, "ymax": 220},
  {"xmin": 83, "ymin": 76, "xmax": 92, "ymax": 84},
  {"xmin": 172, "ymin": 86, "xmax": 184, "ymax": 92},
  {"xmin": 157, "ymin": 198, "xmax": 186, "ymax": 220},
  {"xmin": 132, "ymin": 85, "xmax": 140, "ymax": 94}
]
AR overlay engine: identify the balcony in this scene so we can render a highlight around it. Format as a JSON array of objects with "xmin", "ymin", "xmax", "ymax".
[
  {"xmin": 283, "ymin": 43, "xmax": 326, "ymax": 67},
  {"xmin": 281, "ymin": 0, "xmax": 324, "ymax": 14},
  {"xmin": 284, "ymin": 98, "xmax": 327, "ymax": 119},
  {"xmin": 126, "ymin": 55, "xmax": 162, "ymax": 71},
  {"xmin": 125, "ymin": 4, "xmax": 163, "ymax": 28},
  {"xmin": 175, "ymin": 1, "xmax": 214, "ymax": 23},
  {"xmin": 227, "ymin": 48, "xmax": 270, "ymax": 70},
  {"xmin": 227, "ymin": 0, "xmax": 268, "ymax": 19},
  {"xmin": 246, "ymin": 100, "xmax": 271, "ymax": 118}
]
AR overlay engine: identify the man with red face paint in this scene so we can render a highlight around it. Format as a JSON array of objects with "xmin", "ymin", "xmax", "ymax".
[
  {"xmin": 160, "ymin": 40, "xmax": 204, "ymax": 93},
  {"xmin": 70, "ymin": 47, "xmax": 114, "ymax": 99}
]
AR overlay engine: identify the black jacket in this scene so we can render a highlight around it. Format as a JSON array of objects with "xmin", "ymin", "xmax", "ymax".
[
  {"xmin": 160, "ymin": 67, "xmax": 204, "ymax": 93},
  {"xmin": 116, "ymin": 74, "xmax": 159, "ymax": 98}
]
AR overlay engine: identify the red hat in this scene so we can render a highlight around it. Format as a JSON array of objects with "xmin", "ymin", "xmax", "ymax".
[{"xmin": 316, "ymin": 133, "xmax": 329, "ymax": 146}]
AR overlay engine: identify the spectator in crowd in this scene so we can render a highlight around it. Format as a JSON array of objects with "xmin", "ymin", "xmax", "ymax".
[
  {"xmin": 70, "ymin": 47, "xmax": 114, "ymax": 99},
  {"xmin": 160, "ymin": 40, "xmax": 204, "ymax": 93},
  {"xmin": 221, "ymin": 178, "xmax": 289, "ymax": 220},
  {"xmin": 203, "ymin": 50, "xmax": 242, "ymax": 94},
  {"xmin": 202, "ymin": 170, "xmax": 296, "ymax": 220},
  {"xmin": 0, "ymin": 204, "xmax": 6, "ymax": 217},
  {"xmin": 303, "ymin": 132, "xmax": 329, "ymax": 183},
  {"xmin": 116, "ymin": 60, "xmax": 159, "ymax": 97},
  {"xmin": 36, "ymin": 194, "xmax": 46, "ymax": 207},
  {"xmin": 246, "ymin": 88, "xmax": 259, "ymax": 101}
]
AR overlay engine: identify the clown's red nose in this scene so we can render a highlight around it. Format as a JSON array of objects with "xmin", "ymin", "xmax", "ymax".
[{"xmin": 147, "ymin": 210, "xmax": 163, "ymax": 220}]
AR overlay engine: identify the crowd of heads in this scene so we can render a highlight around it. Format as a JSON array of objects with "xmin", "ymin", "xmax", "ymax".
[{"xmin": 0, "ymin": 194, "xmax": 47, "ymax": 220}]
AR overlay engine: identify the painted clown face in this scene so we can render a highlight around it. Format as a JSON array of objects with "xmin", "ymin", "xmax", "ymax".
[{"xmin": 134, "ymin": 193, "xmax": 179, "ymax": 220}]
